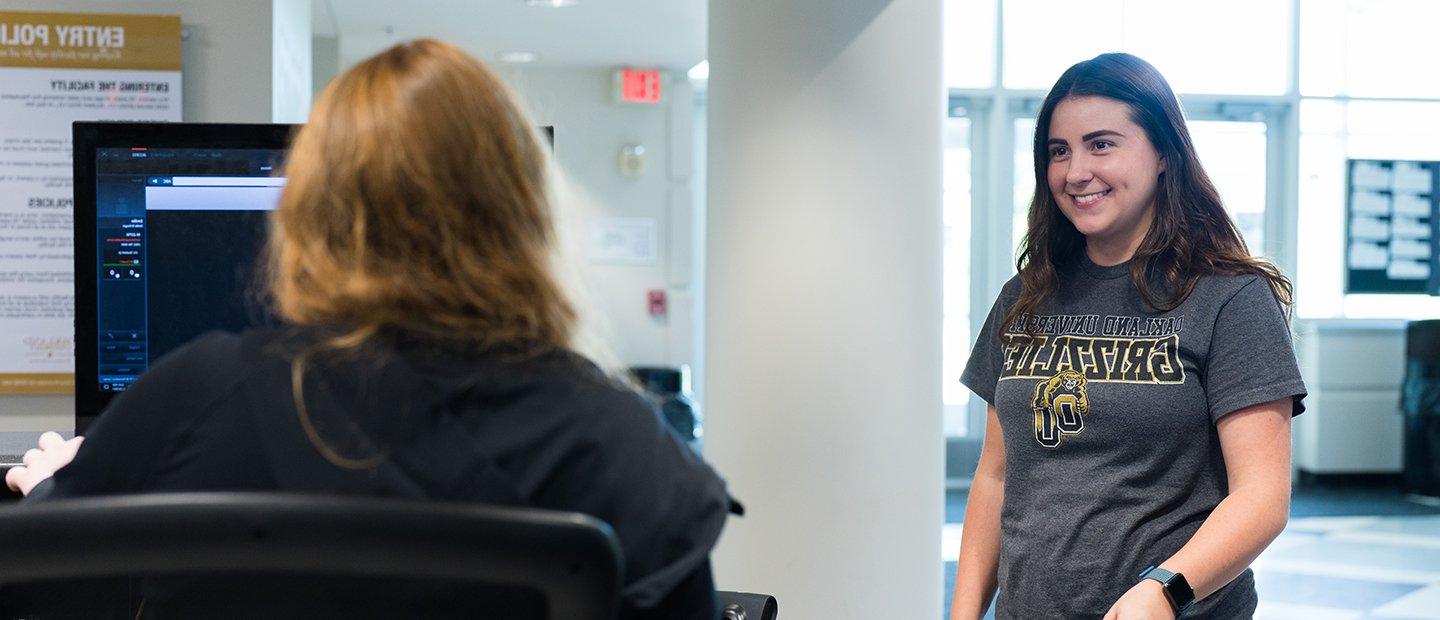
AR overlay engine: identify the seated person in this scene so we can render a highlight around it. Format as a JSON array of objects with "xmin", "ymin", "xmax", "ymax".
[{"xmin": 6, "ymin": 38, "xmax": 731, "ymax": 620}]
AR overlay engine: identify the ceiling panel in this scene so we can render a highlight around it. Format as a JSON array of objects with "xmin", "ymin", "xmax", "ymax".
[{"xmin": 314, "ymin": 0, "xmax": 705, "ymax": 70}]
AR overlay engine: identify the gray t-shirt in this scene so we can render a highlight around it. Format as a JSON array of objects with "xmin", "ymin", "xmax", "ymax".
[{"xmin": 961, "ymin": 255, "xmax": 1307, "ymax": 619}]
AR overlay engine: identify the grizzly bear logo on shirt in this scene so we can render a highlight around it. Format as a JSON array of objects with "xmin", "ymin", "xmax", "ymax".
[
  {"xmin": 1000, "ymin": 312, "xmax": 1188, "ymax": 448},
  {"xmin": 1032, "ymin": 369, "xmax": 1090, "ymax": 448}
]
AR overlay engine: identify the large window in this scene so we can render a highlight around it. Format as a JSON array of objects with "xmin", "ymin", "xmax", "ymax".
[
  {"xmin": 1190, "ymin": 120, "xmax": 1269, "ymax": 253},
  {"xmin": 944, "ymin": 1, "xmax": 994, "ymax": 90},
  {"xmin": 998, "ymin": 0, "xmax": 1290, "ymax": 95},
  {"xmin": 942, "ymin": 118, "xmax": 973, "ymax": 436},
  {"xmin": 1300, "ymin": 0, "xmax": 1440, "ymax": 99}
]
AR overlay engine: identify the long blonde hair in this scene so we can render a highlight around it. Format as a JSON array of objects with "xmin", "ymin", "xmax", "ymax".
[
  {"xmin": 269, "ymin": 38, "xmax": 575, "ymax": 351},
  {"xmin": 266, "ymin": 39, "xmax": 576, "ymax": 467}
]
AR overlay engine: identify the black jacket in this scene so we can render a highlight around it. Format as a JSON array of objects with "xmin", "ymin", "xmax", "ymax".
[{"xmin": 31, "ymin": 328, "xmax": 730, "ymax": 619}]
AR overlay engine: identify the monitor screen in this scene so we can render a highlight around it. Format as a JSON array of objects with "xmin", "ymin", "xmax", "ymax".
[{"xmin": 74, "ymin": 123, "xmax": 295, "ymax": 432}]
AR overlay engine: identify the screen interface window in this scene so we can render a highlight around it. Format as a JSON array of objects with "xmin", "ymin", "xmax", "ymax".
[{"xmin": 94, "ymin": 147, "xmax": 285, "ymax": 394}]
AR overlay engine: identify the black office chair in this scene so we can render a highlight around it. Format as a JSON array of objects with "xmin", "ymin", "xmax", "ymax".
[
  {"xmin": 1404, "ymin": 320, "xmax": 1440, "ymax": 497},
  {"xmin": 0, "ymin": 492, "xmax": 623, "ymax": 619},
  {"xmin": 718, "ymin": 590, "xmax": 779, "ymax": 620}
]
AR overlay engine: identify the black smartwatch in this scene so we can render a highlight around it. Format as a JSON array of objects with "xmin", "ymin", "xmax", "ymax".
[{"xmin": 1139, "ymin": 565, "xmax": 1194, "ymax": 616}]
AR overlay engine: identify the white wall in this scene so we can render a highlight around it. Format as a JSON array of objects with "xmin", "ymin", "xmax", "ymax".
[
  {"xmin": 495, "ymin": 66, "xmax": 704, "ymax": 376},
  {"xmin": 0, "ymin": 0, "xmax": 307, "ymax": 428},
  {"xmin": 706, "ymin": 0, "xmax": 945, "ymax": 616}
]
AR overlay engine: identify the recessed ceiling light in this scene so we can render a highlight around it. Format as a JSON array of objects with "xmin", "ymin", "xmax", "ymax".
[
  {"xmin": 526, "ymin": 0, "xmax": 577, "ymax": 7},
  {"xmin": 499, "ymin": 51, "xmax": 539, "ymax": 63},
  {"xmin": 687, "ymin": 60, "xmax": 709, "ymax": 81}
]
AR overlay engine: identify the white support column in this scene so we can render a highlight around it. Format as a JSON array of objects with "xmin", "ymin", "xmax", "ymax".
[
  {"xmin": 271, "ymin": 0, "xmax": 312, "ymax": 123},
  {"xmin": 706, "ymin": 1, "xmax": 944, "ymax": 617}
]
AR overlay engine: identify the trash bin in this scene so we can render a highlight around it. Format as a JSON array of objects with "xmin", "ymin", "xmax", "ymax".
[
  {"xmin": 1402, "ymin": 320, "xmax": 1440, "ymax": 498},
  {"xmin": 629, "ymin": 365, "xmax": 702, "ymax": 452}
]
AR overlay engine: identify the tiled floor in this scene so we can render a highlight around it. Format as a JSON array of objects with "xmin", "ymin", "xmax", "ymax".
[
  {"xmin": 942, "ymin": 486, "xmax": 1440, "ymax": 618},
  {"xmin": 1252, "ymin": 514, "xmax": 1440, "ymax": 618}
]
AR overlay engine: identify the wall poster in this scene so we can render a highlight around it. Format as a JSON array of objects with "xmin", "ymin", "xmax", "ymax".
[{"xmin": 0, "ymin": 12, "xmax": 181, "ymax": 394}]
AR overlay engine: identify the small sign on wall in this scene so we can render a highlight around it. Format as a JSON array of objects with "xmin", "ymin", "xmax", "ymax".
[{"xmin": 587, "ymin": 217, "xmax": 657, "ymax": 265}]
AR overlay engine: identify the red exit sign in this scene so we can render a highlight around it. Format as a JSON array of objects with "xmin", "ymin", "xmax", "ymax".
[{"xmin": 615, "ymin": 68, "xmax": 662, "ymax": 104}]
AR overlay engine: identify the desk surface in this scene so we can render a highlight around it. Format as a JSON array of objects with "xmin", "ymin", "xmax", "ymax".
[
  {"xmin": 0, "ymin": 431, "xmax": 69, "ymax": 466},
  {"xmin": 0, "ymin": 432, "xmax": 44, "ymax": 501}
]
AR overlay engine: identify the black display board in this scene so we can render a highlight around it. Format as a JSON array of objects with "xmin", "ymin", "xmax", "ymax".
[{"xmin": 1344, "ymin": 159, "xmax": 1440, "ymax": 294}]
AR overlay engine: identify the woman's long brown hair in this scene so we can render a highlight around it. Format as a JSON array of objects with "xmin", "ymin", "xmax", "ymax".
[
  {"xmin": 1003, "ymin": 53, "xmax": 1292, "ymax": 337},
  {"xmin": 265, "ymin": 39, "xmax": 576, "ymax": 467}
]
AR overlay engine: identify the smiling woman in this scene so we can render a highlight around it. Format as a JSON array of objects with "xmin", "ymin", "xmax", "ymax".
[
  {"xmin": 1044, "ymin": 96, "xmax": 1166, "ymax": 266},
  {"xmin": 949, "ymin": 53, "xmax": 1308, "ymax": 620}
]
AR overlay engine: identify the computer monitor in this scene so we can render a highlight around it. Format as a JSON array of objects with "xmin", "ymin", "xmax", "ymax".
[{"xmin": 73, "ymin": 122, "xmax": 295, "ymax": 433}]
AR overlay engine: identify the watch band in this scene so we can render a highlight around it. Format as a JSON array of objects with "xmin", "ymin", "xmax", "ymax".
[{"xmin": 1139, "ymin": 565, "xmax": 1195, "ymax": 616}]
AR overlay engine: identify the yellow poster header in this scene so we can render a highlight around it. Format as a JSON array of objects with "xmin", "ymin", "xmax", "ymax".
[
  {"xmin": 0, "ymin": 12, "xmax": 180, "ymax": 71},
  {"xmin": 0, "ymin": 373, "xmax": 73, "ymax": 395}
]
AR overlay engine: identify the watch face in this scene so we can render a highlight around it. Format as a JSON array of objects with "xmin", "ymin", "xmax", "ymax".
[{"xmin": 1167, "ymin": 572, "xmax": 1195, "ymax": 608}]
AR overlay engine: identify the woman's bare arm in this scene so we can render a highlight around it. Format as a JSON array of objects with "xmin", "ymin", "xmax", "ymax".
[{"xmin": 1151, "ymin": 398, "xmax": 1292, "ymax": 599}]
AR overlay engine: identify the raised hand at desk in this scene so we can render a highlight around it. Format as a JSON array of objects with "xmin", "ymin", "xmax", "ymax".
[{"xmin": 5, "ymin": 432, "xmax": 83, "ymax": 496}]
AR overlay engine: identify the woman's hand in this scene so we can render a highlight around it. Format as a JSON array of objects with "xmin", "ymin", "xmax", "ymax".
[
  {"xmin": 1102, "ymin": 579, "xmax": 1176, "ymax": 620},
  {"xmin": 5, "ymin": 431, "xmax": 83, "ymax": 496}
]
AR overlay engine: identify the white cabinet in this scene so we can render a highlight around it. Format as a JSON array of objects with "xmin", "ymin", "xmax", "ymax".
[{"xmin": 1293, "ymin": 319, "xmax": 1407, "ymax": 474}]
